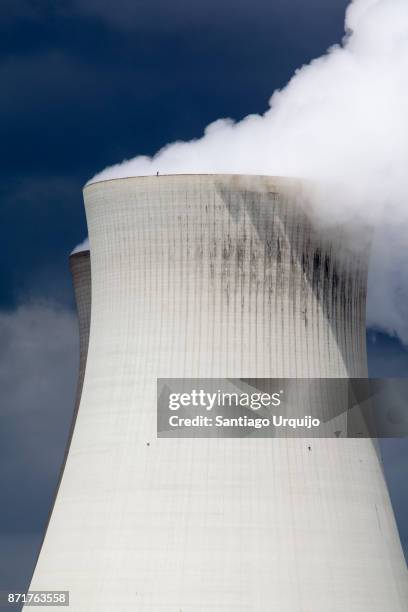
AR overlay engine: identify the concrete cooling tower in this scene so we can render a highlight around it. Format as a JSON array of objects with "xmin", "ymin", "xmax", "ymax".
[
  {"xmin": 27, "ymin": 175, "xmax": 408, "ymax": 611},
  {"xmin": 29, "ymin": 250, "xmax": 92, "ymax": 587}
]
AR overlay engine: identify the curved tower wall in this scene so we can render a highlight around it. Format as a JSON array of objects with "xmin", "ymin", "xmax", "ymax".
[
  {"xmin": 28, "ymin": 175, "xmax": 408, "ymax": 611},
  {"xmin": 27, "ymin": 250, "xmax": 92, "ymax": 590},
  {"xmin": 69, "ymin": 250, "xmax": 92, "ymax": 413}
]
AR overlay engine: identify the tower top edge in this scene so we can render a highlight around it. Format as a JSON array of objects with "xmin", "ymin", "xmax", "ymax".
[
  {"xmin": 84, "ymin": 174, "xmax": 309, "ymax": 192},
  {"xmin": 69, "ymin": 250, "xmax": 90, "ymax": 262}
]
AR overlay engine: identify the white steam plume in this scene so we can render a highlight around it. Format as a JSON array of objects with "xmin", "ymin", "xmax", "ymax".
[
  {"xmin": 86, "ymin": 0, "xmax": 408, "ymax": 343},
  {"xmin": 71, "ymin": 237, "xmax": 89, "ymax": 255}
]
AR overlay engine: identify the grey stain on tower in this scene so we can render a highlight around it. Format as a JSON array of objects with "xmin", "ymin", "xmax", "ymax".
[{"xmin": 215, "ymin": 180, "xmax": 368, "ymax": 376}]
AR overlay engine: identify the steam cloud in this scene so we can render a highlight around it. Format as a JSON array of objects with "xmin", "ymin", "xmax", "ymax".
[
  {"xmin": 71, "ymin": 237, "xmax": 89, "ymax": 255},
  {"xmin": 85, "ymin": 0, "xmax": 408, "ymax": 343}
]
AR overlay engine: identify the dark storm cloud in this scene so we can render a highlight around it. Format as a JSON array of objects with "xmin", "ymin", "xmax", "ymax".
[
  {"xmin": 0, "ymin": 534, "xmax": 42, "ymax": 611},
  {"xmin": 1, "ymin": 0, "xmax": 349, "ymax": 31},
  {"xmin": 0, "ymin": 1, "xmax": 350, "ymax": 189},
  {"xmin": 0, "ymin": 52, "xmax": 134, "ymax": 175},
  {"xmin": 67, "ymin": 0, "xmax": 349, "ymax": 32},
  {"xmin": 0, "ymin": 175, "xmax": 86, "ymax": 308},
  {"xmin": 0, "ymin": 287, "xmax": 76, "ymax": 596},
  {"xmin": 0, "ymin": 0, "xmax": 42, "ymax": 24},
  {"xmin": 368, "ymin": 332, "xmax": 408, "ymax": 378},
  {"xmin": 368, "ymin": 332, "xmax": 408, "ymax": 561},
  {"xmin": 0, "ymin": 52, "xmax": 101, "ymax": 117},
  {"xmin": 380, "ymin": 438, "xmax": 408, "ymax": 562},
  {"xmin": 0, "ymin": 0, "xmax": 351, "ymax": 298},
  {"xmin": 0, "ymin": 302, "xmax": 78, "ymax": 533}
]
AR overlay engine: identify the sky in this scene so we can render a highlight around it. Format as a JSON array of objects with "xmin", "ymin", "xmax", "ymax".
[{"xmin": 0, "ymin": 0, "xmax": 406, "ymax": 605}]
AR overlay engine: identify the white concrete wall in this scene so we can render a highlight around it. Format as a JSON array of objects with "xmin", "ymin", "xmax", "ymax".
[{"xmin": 28, "ymin": 175, "xmax": 408, "ymax": 611}]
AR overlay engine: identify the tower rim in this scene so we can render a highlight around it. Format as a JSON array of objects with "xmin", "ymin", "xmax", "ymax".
[{"xmin": 84, "ymin": 173, "xmax": 310, "ymax": 191}]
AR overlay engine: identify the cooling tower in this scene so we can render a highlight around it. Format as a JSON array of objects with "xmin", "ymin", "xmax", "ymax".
[
  {"xmin": 30, "ymin": 250, "xmax": 92, "ymax": 585},
  {"xmin": 28, "ymin": 175, "xmax": 408, "ymax": 611}
]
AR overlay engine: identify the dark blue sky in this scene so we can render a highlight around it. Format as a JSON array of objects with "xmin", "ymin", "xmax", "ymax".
[
  {"xmin": 0, "ymin": 0, "xmax": 406, "ymax": 606},
  {"xmin": 0, "ymin": 0, "xmax": 351, "ymax": 309}
]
